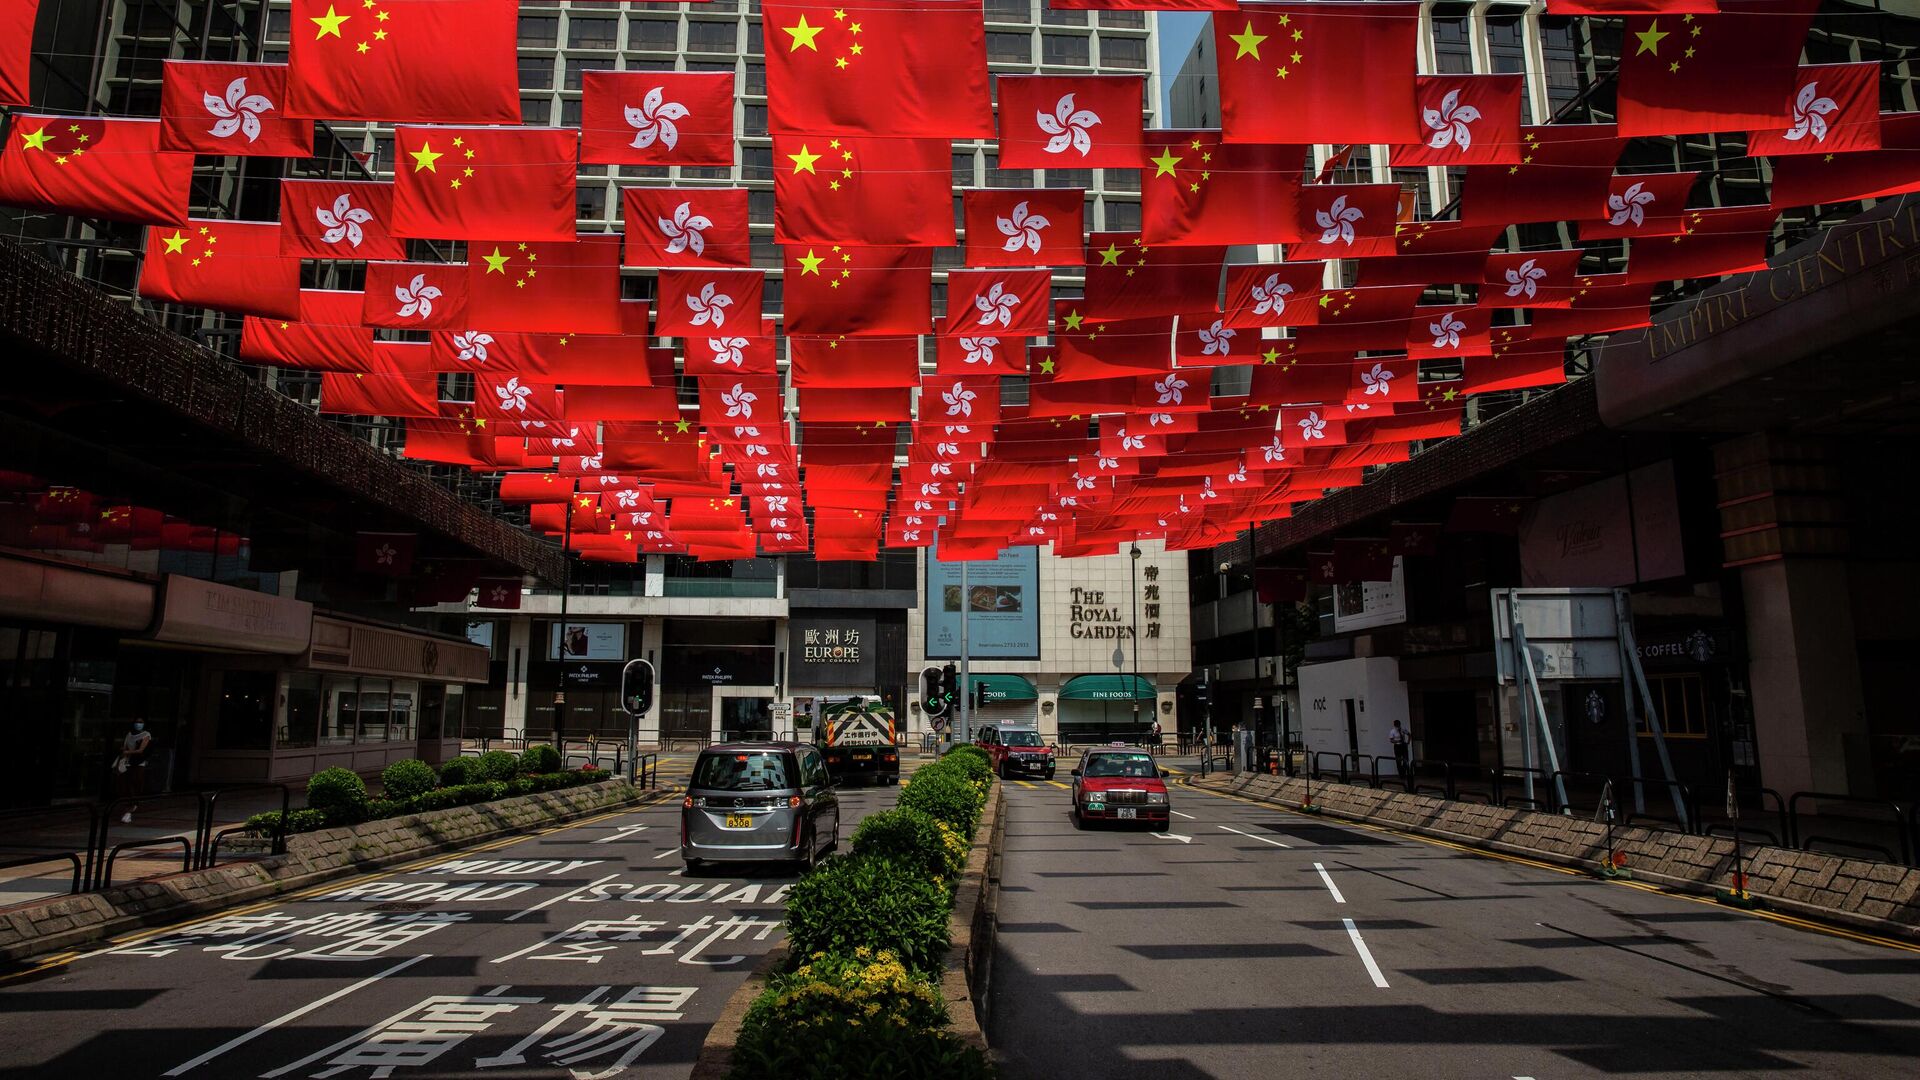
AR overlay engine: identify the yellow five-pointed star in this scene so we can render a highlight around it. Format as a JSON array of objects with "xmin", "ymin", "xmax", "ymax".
[
  {"xmin": 674, "ymin": 419, "xmax": 692, "ymax": 434},
  {"xmin": 1097, "ymin": 243, "xmax": 1122, "ymax": 266},
  {"xmin": 784, "ymin": 15, "xmax": 823, "ymax": 51},
  {"xmin": 1150, "ymin": 148, "xmax": 1183, "ymax": 177},
  {"xmin": 1262, "ymin": 348, "xmax": 1279, "ymax": 364},
  {"xmin": 797, "ymin": 249, "xmax": 825, "ymax": 275},
  {"xmin": 1063, "ymin": 310, "xmax": 1085, "ymax": 331},
  {"xmin": 1635, "ymin": 20, "xmax": 1669, "ymax": 55},
  {"xmin": 310, "ymin": 3, "xmax": 350, "ymax": 38},
  {"xmin": 409, "ymin": 141, "xmax": 443, "ymax": 172},
  {"xmin": 787, "ymin": 144, "xmax": 821, "ymax": 174},
  {"xmin": 19, "ymin": 126, "xmax": 50, "ymax": 150},
  {"xmin": 1229, "ymin": 22, "xmax": 1267, "ymax": 60},
  {"xmin": 161, "ymin": 230, "xmax": 188, "ymax": 254},
  {"xmin": 482, "ymin": 247, "xmax": 510, "ymax": 274}
]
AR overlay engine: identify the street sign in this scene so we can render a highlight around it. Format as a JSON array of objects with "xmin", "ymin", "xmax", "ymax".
[{"xmin": 769, "ymin": 701, "xmax": 794, "ymax": 727}]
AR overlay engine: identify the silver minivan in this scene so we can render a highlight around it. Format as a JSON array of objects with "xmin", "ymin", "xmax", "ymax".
[{"xmin": 681, "ymin": 742, "xmax": 840, "ymax": 870}]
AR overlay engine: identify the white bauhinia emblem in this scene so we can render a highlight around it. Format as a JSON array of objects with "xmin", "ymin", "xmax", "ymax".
[
  {"xmin": 1423, "ymin": 88, "xmax": 1480, "ymax": 152},
  {"xmin": 1251, "ymin": 273, "xmax": 1291, "ymax": 317},
  {"xmin": 765, "ymin": 495, "xmax": 790, "ymax": 513},
  {"xmin": 1430, "ymin": 312, "xmax": 1466, "ymax": 350},
  {"xmin": 1121, "ymin": 431, "xmax": 1145, "ymax": 451},
  {"xmin": 658, "ymin": 201, "xmax": 712, "ymax": 256},
  {"xmin": 1036, "ymin": 93, "xmax": 1100, "ymax": 157},
  {"xmin": 1154, "ymin": 373, "xmax": 1188, "ymax": 406},
  {"xmin": 686, "ymin": 282, "xmax": 733, "ymax": 327},
  {"xmin": 1297, "ymin": 412, "xmax": 1327, "ymax": 441},
  {"xmin": 974, "ymin": 282, "xmax": 1020, "ymax": 328},
  {"xmin": 1228, "ymin": 464, "xmax": 1248, "ymax": 484},
  {"xmin": 373, "ymin": 543, "xmax": 396, "ymax": 565},
  {"xmin": 997, "ymin": 201, "xmax": 1050, "ymax": 255},
  {"xmin": 1316, "ymin": 195, "xmax": 1364, "ymax": 245},
  {"xmin": 744, "ymin": 443, "xmax": 770, "ymax": 457},
  {"xmin": 452, "ymin": 331, "xmax": 493, "ymax": 363},
  {"xmin": 580, "ymin": 453, "xmax": 602, "ymax": 470},
  {"xmin": 708, "ymin": 337, "xmax": 747, "ymax": 367},
  {"xmin": 757, "ymin": 462, "xmax": 781, "ymax": 478},
  {"xmin": 1201, "ymin": 477, "xmax": 1220, "ymax": 500},
  {"xmin": 1360, "ymin": 362, "xmax": 1395, "ymax": 396},
  {"xmin": 959, "ymin": 337, "xmax": 998, "ymax": 365},
  {"xmin": 495, "ymin": 377, "xmax": 532, "ymax": 413},
  {"xmin": 942, "ymin": 381, "xmax": 977, "ymax": 418},
  {"xmin": 615, "ymin": 489, "xmax": 641, "ymax": 508},
  {"xmin": 937, "ymin": 441, "xmax": 960, "ymax": 455},
  {"xmin": 626, "ymin": 86, "xmax": 688, "ymax": 151},
  {"xmin": 1149, "ymin": 412, "xmax": 1175, "ymax": 427},
  {"xmin": 394, "ymin": 274, "xmax": 441, "ymax": 319},
  {"xmin": 1097, "ymin": 455, "xmax": 1118, "ymax": 469},
  {"xmin": 1504, "ymin": 258, "xmax": 1546, "ymax": 299},
  {"xmin": 1607, "ymin": 181, "xmax": 1655, "ymax": 227},
  {"xmin": 920, "ymin": 482, "xmax": 943, "ymax": 496},
  {"xmin": 204, "ymin": 76, "xmax": 274, "ymax": 143},
  {"xmin": 315, "ymin": 193, "xmax": 373, "ymax": 248},
  {"xmin": 1784, "ymin": 80, "xmax": 1839, "ymax": 143},
  {"xmin": 1262, "ymin": 438, "xmax": 1286, "ymax": 463},
  {"xmin": 902, "ymin": 530, "xmax": 920, "ymax": 542},
  {"xmin": 1075, "ymin": 475, "xmax": 1095, "ymax": 490},
  {"xmin": 720, "ymin": 381, "xmax": 755, "ymax": 418},
  {"xmin": 1196, "ymin": 320, "xmax": 1234, "ymax": 357}
]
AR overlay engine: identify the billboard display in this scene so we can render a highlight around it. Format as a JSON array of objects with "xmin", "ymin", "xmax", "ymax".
[
  {"xmin": 548, "ymin": 621, "xmax": 627, "ymax": 661},
  {"xmin": 925, "ymin": 543, "xmax": 1040, "ymax": 659}
]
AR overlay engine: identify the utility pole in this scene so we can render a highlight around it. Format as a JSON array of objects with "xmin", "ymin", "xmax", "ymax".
[
  {"xmin": 554, "ymin": 496, "xmax": 574, "ymax": 754},
  {"xmin": 957, "ymin": 559, "xmax": 970, "ymax": 745},
  {"xmin": 1129, "ymin": 544, "xmax": 1142, "ymax": 731}
]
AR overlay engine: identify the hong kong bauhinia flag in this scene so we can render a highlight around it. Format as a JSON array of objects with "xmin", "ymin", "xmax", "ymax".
[
  {"xmin": 1212, "ymin": 3, "xmax": 1421, "ymax": 146},
  {"xmin": 362, "ymin": 261, "xmax": 467, "ymax": 330},
  {"xmin": 943, "ymin": 269, "xmax": 1052, "ymax": 338},
  {"xmin": 286, "ymin": 0, "xmax": 517, "ymax": 123},
  {"xmin": 159, "ymin": 61, "xmax": 313, "ymax": 157},
  {"xmin": 280, "ymin": 179, "xmax": 406, "ymax": 260},
  {"xmin": 963, "ymin": 188, "xmax": 1085, "ymax": 268},
  {"xmin": 656, "ymin": 270, "xmax": 766, "ymax": 338},
  {"xmin": 0, "ymin": 116, "xmax": 192, "ymax": 225},
  {"xmin": 1748, "ymin": 62, "xmax": 1884, "ymax": 157},
  {"xmin": 1390, "ymin": 74, "xmax": 1525, "ymax": 167},
  {"xmin": 773, "ymin": 134, "xmax": 953, "ymax": 246},
  {"xmin": 137, "ymin": 219, "xmax": 301, "ymax": 320},
  {"xmin": 1615, "ymin": 2, "xmax": 1818, "ymax": 136},
  {"xmin": 392, "ymin": 126, "xmax": 577, "ymax": 242},
  {"xmin": 581, "ymin": 70, "xmax": 735, "ymax": 167},
  {"xmin": 762, "ymin": 0, "xmax": 990, "ymax": 137},
  {"xmin": 996, "ymin": 75, "xmax": 1145, "ymax": 170},
  {"xmin": 0, "ymin": 1, "xmax": 35, "ymax": 106},
  {"xmin": 623, "ymin": 187, "xmax": 752, "ymax": 269}
]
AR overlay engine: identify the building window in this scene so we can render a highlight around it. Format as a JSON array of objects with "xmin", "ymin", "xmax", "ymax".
[
  {"xmin": 988, "ymin": 31, "xmax": 1032, "ymax": 64},
  {"xmin": 577, "ymin": 184, "xmax": 606, "ymax": 220},
  {"xmin": 1042, "ymin": 34, "xmax": 1090, "ymax": 66},
  {"xmin": 321, "ymin": 674, "xmax": 358, "ymax": 745},
  {"xmin": 567, "ymin": 17, "xmax": 618, "ymax": 50},
  {"xmin": 743, "ymin": 103, "xmax": 768, "ymax": 136},
  {"xmin": 748, "ymin": 188, "xmax": 775, "ymax": 223},
  {"xmin": 282, "ymin": 673, "xmax": 320, "ymax": 749},
  {"xmin": 1045, "ymin": 167, "xmax": 1092, "ymax": 189},
  {"xmin": 1640, "ymin": 674, "xmax": 1710, "ymax": 738},
  {"xmin": 1099, "ymin": 36, "xmax": 1147, "ymax": 69},
  {"xmin": 214, "ymin": 669, "xmax": 276, "ymax": 751},
  {"xmin": 687, "ymin": 20, "xmax": 738, "ymax": 53},
  {"xmin": 1042, "ymin": 8, "xmax": 1087, "ymax": 27},
  {"xmin": 741, "ymin": 143, "xmax": 773, "ymax": 177},
  {"xmin": 564, "ymin": 57, "xmax": 614, "ymax": 92},
  {"xmin": 519, "ymin": 55, "xmax": 555, "ymax": 91},
  {"xmin": 1102, "ymin": 198, "xmax": 1140, "ymax": 231},
  {"xmin": 1102, "ymin": 167, "xmax": 1139, "ymax": 193},
  {"xmin": 630, "ymin": 18, "xmax": 679, "ymax": 51},
  {"xmin": 744, "ymin": 63, "xmax": 766, "ymax": 95},
  {"xmin": 953, "ymin": 149, "xmax": 977, "ymax": 185},
  {"xmin": 1098, "ymin": 12, "xmax": 1147, "ymax": 30},
  {"xmin": 518, "ymin": 15, "xmax": 558, "ymax": 48},
  {"xmin": 1432, "ymin": 5, "xmax": 1474, "ymax": 75},
  {"xmin": 522, "ymin": 96, "xmax": 552, "ymax": 125},
  {"xmin": 984, "ymin": 152, "xmax": 1029, "ymax": 187},
  {"xmin": 358, "ymin": 677, "xmax": 393, "ymax": 741},
  {"xmin": 984, "ymin": 0, "xmax": 1030, "ymax": 23},
  {"xmin": 388, "ymin": 679, "xmax": 420, "ymax": 741},
  {"xmin": 560, "ymin": 97, "xmax": 582, "ymax": 127}
]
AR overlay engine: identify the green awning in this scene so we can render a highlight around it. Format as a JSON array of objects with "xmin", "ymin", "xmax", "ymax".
[
  {"xmin": 970, "ymin": 674, "xmax": 1037, "ymax": 703},
  {"xmin": 1058, "ymin": 674, "xmax": 1157, "ymax": 701}
]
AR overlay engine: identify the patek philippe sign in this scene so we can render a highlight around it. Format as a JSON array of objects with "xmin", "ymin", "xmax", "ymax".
[{"xmin": 789, "ymin": 617, "xmax": 877, "ymax": 687}]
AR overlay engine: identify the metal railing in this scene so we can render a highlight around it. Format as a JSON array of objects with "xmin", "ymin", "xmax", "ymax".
[
  {"xmin": 0, "ymin": 803, "xmax": 99, "ymax": 896},
  {"xmin": 1788, "ymin": 791, "xmax": 1914, "ymax": 865},
  {"xmin": 634, "ymin": 753, "xmax": 659, "ymax": 790}
]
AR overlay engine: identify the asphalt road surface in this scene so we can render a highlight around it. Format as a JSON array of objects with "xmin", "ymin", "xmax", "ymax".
[
  {"xmin": 0, "ymin": 763, "xmax": 908, "ymax": 1080},
  {"xmin": 989, "ymin": 769, "xmax": 1920, "ymax": 1079}
]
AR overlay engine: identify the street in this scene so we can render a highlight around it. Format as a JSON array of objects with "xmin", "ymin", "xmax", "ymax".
[
  {"xmin": 0, "ymin": 758, "xmax": 909, "ymax": 1080},
  {"xmin": 989, "ymin": 769, "xmax": 1920, "ymax": 1079}
]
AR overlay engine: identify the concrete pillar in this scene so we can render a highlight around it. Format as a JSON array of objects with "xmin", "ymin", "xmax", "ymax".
[
  {"xmin": 1739, "ymin": 558, "xmax": 1869, "ymax": 795},
  {"xmin": 504, "ymin": 616, "xmax": 532, "ymax": 738},
  {"xmin": 638, "ymin": 618, "xmax": 664, "ymax": 747}
]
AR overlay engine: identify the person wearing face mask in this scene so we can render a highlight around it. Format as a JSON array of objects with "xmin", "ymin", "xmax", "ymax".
[{"xmin": 113, "ymin": 719, "xmax": 153, "ymax": 823}]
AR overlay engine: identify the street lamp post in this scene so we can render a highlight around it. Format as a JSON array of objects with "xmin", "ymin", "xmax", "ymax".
[{"xmin": 1129, "ymin": 544, "xmax": 1142, "ymax": 732}]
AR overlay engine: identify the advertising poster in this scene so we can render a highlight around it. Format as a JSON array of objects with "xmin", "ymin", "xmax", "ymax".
[
  {"xmin": 925, "ymin": 542, "xmax": 1040, "ymax": 659},
  {"xmin": 548, "ymin": 621, "xmax": 626, "ymax": 661}
]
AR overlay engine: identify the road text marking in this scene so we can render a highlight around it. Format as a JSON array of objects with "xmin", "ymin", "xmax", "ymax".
[
  {"xmin": 505, "ymin": 873, "xmax": 622, "ymax": 922},
  {"xmin": 1343, "ymin": 918, "xmax": 1390, "ymax": 988},
  {"xmin": 1149, "ymin": 832, "xmax": 1193, "ymax": 844},
  {"xmin": 163, "ymin": 954, "xmax": 429, "ymax": 1075},
  {"xmin": 1314, "ymin": 862, "xmax": 1347, "ymax": 904}
]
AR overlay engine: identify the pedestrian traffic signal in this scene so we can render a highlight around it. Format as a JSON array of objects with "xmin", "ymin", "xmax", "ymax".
[
  {"xmin": 620, "ymin": 659, "xmax": 655, "ymax": 716},
  {"xmin": 919, "ymin": 666, "xmax": 948, "ymax": 718}
]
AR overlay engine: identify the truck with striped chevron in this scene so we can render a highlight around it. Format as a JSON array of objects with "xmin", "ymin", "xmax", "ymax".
[{"xmin": 815, "ymin": 695, "xmax": 900, "ymax": 786}]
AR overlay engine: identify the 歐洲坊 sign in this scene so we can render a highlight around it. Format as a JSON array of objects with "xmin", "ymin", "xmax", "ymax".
[{"xmin": 789, "ymin": 616, "xmax": 877, "ymax": 687}]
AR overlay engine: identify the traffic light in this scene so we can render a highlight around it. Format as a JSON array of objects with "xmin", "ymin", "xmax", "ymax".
[
  {"xmin": 939, "ymin": 663, "xmax": 959, "ymax": 715},
  {"xmin": 919, "ymin": 666, "xmax": 948, "ymax": 718},
  {"xmin": 620, "ymin": 659, "xmax": 655, "ymax": 716}
]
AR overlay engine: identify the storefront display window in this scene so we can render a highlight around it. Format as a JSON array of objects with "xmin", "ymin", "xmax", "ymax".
[
  {"xmin": 213, "ymin": 669, "xmax": 275, "ymax": 750},
  {"xmin": 320, "ymin": 674, "xmax": 358, "ymax": 745},
  {"xmin": 358, "ymin": 677, "xmax": 392, "ymax": 741},
  {"xmin": 282, "ymin": 673, "xmax": 320, "ymax": 749},
  {"xmin": 388, "ymin": 679, "xmax": 420, "ymax": 741}
]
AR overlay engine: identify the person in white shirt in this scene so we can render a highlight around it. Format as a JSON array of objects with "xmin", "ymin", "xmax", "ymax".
[
  {"xmin": 114, "ymin": 720, "xmax": 152, "ymax": 823},
  {"xmin": 1387, "ymin": 719, "xmax": 1411, "ymax": 779}
]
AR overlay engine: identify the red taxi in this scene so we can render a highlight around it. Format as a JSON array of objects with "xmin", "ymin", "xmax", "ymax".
[
  {"xmin": 975, "ymin": 724, "xmax": 1056, "ymax": 780},
  {"xmin": 1070, "ymin": 747, "xmax": 1171, "ymax": 828}
]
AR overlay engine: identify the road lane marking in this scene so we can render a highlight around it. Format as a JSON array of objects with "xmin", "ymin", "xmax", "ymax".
[
  {"xmin": 1314, "ymin": 862, "xmax": 1347, "ymax": 904},
  {"xmin": 1169, "ymin": 810, "xmax": 1196, "ymax": 820},
  {"xmin": 1045, "ymin": 781, "xmax": 1069, "ymax": 789},
  {"xmin": 1343, "ymin": 918, "xmax": 1390, "ymax": 988},
  {"xmin": 1149, "ymin": 832, "xmax": 1193, "ymax": 844},
  {"xmin": 504, "ymin": 870, "xmax": 626, "ymax": 922},
  {"xmin": 653, "ymin": 847, "xmax": 679, "ymax": 859},
  {"xmin": 1218, "ymin": 824, "xmax": 1291, "ymax": 848},
  {"xmin": 1015, "ymin": 781, "xmax": 1036, "ymax": 789},
  {"xmin": 161, "ymin": 953, "xmax": 429, "ymax": 1075},
  {"xmin": 593, "ymin": 824, "xmax": 650, "ymax": 844}
]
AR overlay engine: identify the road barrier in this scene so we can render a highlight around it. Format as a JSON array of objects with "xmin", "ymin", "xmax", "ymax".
[
  {"xmin": 1788, "ymin": 791, "xmax": 1914, "ymax": 865},
  {"xmin": 3, "ymin": 785, "xmax": 295, "ymax": 896},
  {"xmin": 0, "ymin": 803, "xmax": 98, "ymax": 896},
  {"xmin": 634, "ymin": 752, "xmax": 660, "ymax": 790}
]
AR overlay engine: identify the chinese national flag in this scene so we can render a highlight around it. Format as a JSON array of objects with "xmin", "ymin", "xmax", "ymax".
[
  {"xmin": 1223, "ymin": 262, "xmax": 1326, "ymax": 328},
  {"xmin": 1616, "ymin": 2, "xmax": 1818, "ymax": 137},
  {"xmin": 996, "ymin": 75, "xmax": 1145, "ymax": 169},
  {"xmin": 1408, "ymin": 305, "xmax": 1493, "ymax": 359},
  {"xmin": 783, "ymin": 246, "xmax": 932, "ymax": 336},
  {"xmin": 138, "ymin": 219, "xmax": 301, "ymax": 320},
  {"xmin": 392, "ymin": 126, "xmax": 577, "ymax": 242},
  {"xmin": 280, "ymin": 179, "xmax": 407, "ymax": 260},
  {"xmin": 566, "ymin": 385, "xmax": 678, "ymax": 423},
  {"xmin": 1626, "ymin": 206, "xmax": 1777, "ymax": 284},
  {"xmin": 1459, "ymin": 124, "xmax": 1623, "ymax": 227},
  {"xmin": 1529, "ymin": 273, "xmax": 1656, "ymax": 336},
  {"xmin": 1347, "ymin": 221, "xmax": 1499, "ymax": 288},
  {"xmin": 240, "ymin": 289, "xmax": 378, "ymax": 371},
  {"xmin": 466, "ymin": 236, "xmax": 625, "ymax": 335},
  {"xmin": 1545, "ymin": 1, "xmax": 1720, "ymax": 11},
  {"xmin": 1484, "ymin": 250, "xmax": 1586, "ymax": 308},
  {"xmin": 1769, "ymin": 114, "xmax": 1920, "ymax": 209},
  {"xmin": 1288, "ymin": 285, "xmax": 1425, "ymax": 355},
  {"xmin": 964, "ymin": 188, "xmax": 1085, "ymax": 268},
  {"xmin": 942, "ymin": 269, "xmax": 1052, "ymax": 337},
  {"xmin": 1334, "ymin": 538, "xmax": 1395, "ymax": 582},
  {"xmin": 1050, "ymin": 303, "xmax": 1173, "ymax": 382},
  {"xmin": 790, "ymin": 336, "xmax": 920, "ymax": 388},
  {"xmin": 773, "ymin": 134, "xmax": 953, "ymax": 246},
  {"xmin": 656, "ymin": 269, "xmax": 765, "ymax": 338},
  {"xmin": 1579, "ymin": 172, "xmax": 1700, "ymax": 240},
  {"xmin": 362, "ymin": 261, "xmax": 467, "ymax": 330},
  {"xmin": 623, "ymin": 187, "xmax": 751, "ymax": 268},
  {"xmin": 1464, "ymin": 328, "xmax": 1568, "ymax": 395},
  {"xmin": 1142, "ymin": 131, "xmax": 1305, "ymax": 245},
  {"xmin": 1297, "ymin": 183, "xmax": 1401, "ymax": 257},
  {"xmin": 762, "ymin": 0, "xmax": 990, "ymax": 137},
  {"xmin": 581, "ymin": 70, "xmax": 734, "ymax": 166},
  {"xmin": 1389, "ymin": 75, "xmax": 1525, "ymax": 167},
  {"xmin": 1250, "ymin": 354, "xmax": 1358, "ymax": 407},
  {"xmin": 0, "ymin": 0, "xmax": 35, "ymax": 106},
  {"xmin": 1447, "ymin": 495, "xmax": 1529, "ymax": 535},
  {"xmin": 1082, "ymin": 233, "xmax": 1225, "ymax": 321},
  {"xmin": 1213, "ymin": 4, "xmax": 1421, "ymax": 146},
  {"xmin": 1749, "ymin": 63, "xmax": 1884, "ymax": 157},
  {"xmin": 159, "ymin": 61, "xmax": 313, "ymax": 157},
  {"xmin": 320, "ymin": 343, "xmax": 440, "ymax": 417},
  {"xmin": 286, "ymin": 0, "xmax": 517, "ymax": 124},
  {"xmin": 0, "ymin": 115, "xmax": 192, "ymax": 225}
]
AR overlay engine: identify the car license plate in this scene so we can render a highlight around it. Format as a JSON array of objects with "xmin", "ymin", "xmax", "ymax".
[
  {"xmin": 1117, "ymin": 808, "xmax": 1138, "ymax": 820},
  {"xmin": 723, "ymin": 814, "xmax": 753, "ymax": 829},
  {"xmin": 853, "ymin": 752, "xmax": 872, "ymax": 760}
]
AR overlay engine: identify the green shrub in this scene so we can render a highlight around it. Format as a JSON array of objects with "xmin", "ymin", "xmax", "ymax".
[
  {"xmin": 381, "ymin": 759, "xmax": 438, "ymax": 802},
  {"xmin": 306, "ymin": 767, "xmax": 368, "ymax": 825},
  {"xmin": 520, "ymin": 744, "xmax": 562, "ymax": 774},
  {"xmin": 851, "ymin": 808, "xmax": 967, "ymax": 885},
  {"xmin": 944, "ymin": 742, "xmax": 992, "ymax": 774},
  {"xmin": 243, "ymin": 808, "xmax": 328, "ymax": 836},
  {"xmin": 783, "ymin": 853, "xmax": 952, "ymax": 976},
  {"xmin": 366, "ymin": 797, "xmax": 405, "ymax": 820},
  {"xmin": 506, "ymin": 777, "xmax": 535, "ymax": 796},
  {"xmin": 437, "ymin": 757, "xmax": 477, "ymax": 786},
  {"xmin": 897, "ymin": 766, "xmax": 984, "ymax": 837},
  {"xmin": 474, "ymin": 750, "xmax": 518, "ymax": 783},
  {"xmin": 413, "ymin": 781, "xmax": 508, "ymax": 812},
  {"xmin": 730, "ymin": 951, "xmax": 993, "ymax": 1080}
]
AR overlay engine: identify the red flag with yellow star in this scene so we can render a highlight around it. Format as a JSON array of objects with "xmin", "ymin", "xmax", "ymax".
[
  {"xmin": 772, "ymin": 134, "xmax": 953, "ymax": 247},
  {"xmin": 1616, "ymin": 2, "xmax": 1817, "ymax": 137},
  {"xmin": 137, "ymin": 219, "xmax": 301, "ymax": 320},
  {"xmin": 362, "ymin": 260, "xmax": 468, "ymax": 330},
  {"xmin": 1142, "ymin": 130, "xmax": 1305, "ymax": 246},
  {"xmin": 391, "ymin": 125, "xmax": 577, "ymax": 242},
  {"xmin": 319, "ymin": 342, "xmax": 439, "ymax": 417},
  {"xmin": 581, "ymin": 70, "xmax": 735, "ymax": 167},
  {"xmin": 963, "ymin": 188, "xmax": 1085, "ymax": 268},
  {"xmin": 1050, "ymin": 303, "xmax": 1173, "ymax": 382},
  {"xmin": 763, "ymin": 0, "xmax": 990, "ymax": 137},
  {"xmin": 240, "ymin": 289, "xmax": 379, "ymax": 371},
  {"xmin": 1081, "ymin": 233, "xmax": 1225, "ymax": 321},
  {"xmin": 0, "ymin": 115, "xmax": 192, "ymax": 225},
  {"xmin": 1389, "ymin": 74, "xmax": 1525, "ymax": 167},
  {"xmin": 1464, "ymin": 329, "xmax": 1568, "ymax": 395},
  {"xmin": 1458, "ymin": 124, "xmax": 1622, "ymax": 228},
  {"xmin": 801, "ymin": 387, "xmax": 914, "ymax": 423},
  {"xmin": 1212, "ymin": 3, "xmax": 1421, "ymax": 146},
  {"xmin": 280, "ymin": 179, "xmax": 407, "ymax": 260},
  {"xmin": 286, "ymin": 0, "xmax": 517, "ymax": 123},
  {"xmin": 1249, "ymin": 355, "xmax": 1354, "ymax": 407},
  {"xmin": 996, "ymin": 75, "xmax": 1145, "ymax": 169},
  {"xmin": 1749, "ymin": 63, "xmax": 1884, "ymax": 157},
  {"xmin": 0, "ymin": 1, "xmax": 36, "ymax": 106},
  {"xmin": 465, "ymin": 236, "xmax": 625, "ymax": 335},
  {"xmin": 159, "ymin": 60, "xmax": 313, "ymax": 157},
  {"xmin": 1624, "ymin": 205, "xmax": 1777, "ymax": 284},
  {"xmin": 1223, "ymin": 262, "xmax": 1326, "ymax": 329},
  {"xmin": 1528, "ymin": 273, "xmax": 1655, "ymax": 336},
  {"xmin": 782, "ymin": 245, "xmax": 932, "ymax": 336},
  {"xmin": 790, "ymin": 335, "xmax": 921, "ymax": 388}
]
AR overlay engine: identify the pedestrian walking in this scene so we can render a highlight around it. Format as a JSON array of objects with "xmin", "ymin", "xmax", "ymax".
[
  {"xmin": 1150, "ymin": 719, "xmax": 1163, "ymax": 755},
  {"xmin": 1388, "ymin": 719, "xmax": 1411, "ymax": 778},
  {"xmin": 113, "ymin": 719, "xmax": 153, "ymax": 823}
]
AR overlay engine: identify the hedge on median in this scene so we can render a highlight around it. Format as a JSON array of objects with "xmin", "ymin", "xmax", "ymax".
[{"xmin": 242, "ymin": 759, "xmax": 612, "ymax": 838}]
